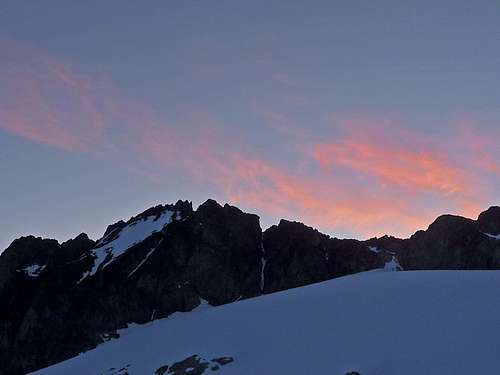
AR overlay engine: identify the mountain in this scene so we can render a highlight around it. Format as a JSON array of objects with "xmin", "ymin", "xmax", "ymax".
[
  {"xmin": 1, "ymin": 199, "xmax": 500, "ymax": 374},
  {"xmin": 33, "ymin": 270, "xmax": 500, "ymax": 375}
]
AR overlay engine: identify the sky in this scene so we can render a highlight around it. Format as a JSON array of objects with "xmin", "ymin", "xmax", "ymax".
[{"xmin": 1, "ymin": 1, "xmax": 500, "ymax": 250}]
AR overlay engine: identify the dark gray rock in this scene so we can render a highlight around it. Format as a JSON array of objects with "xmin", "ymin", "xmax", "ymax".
[
  {"xmin": 477, "ymin": 206, "xmax": 500, "ymax": 235},
  {"xmin": 1, "ymin": 201, "xmax": 500, "ymax": 374},
  {"xmin": 395, "ymin": 213, "xmax": 500, "ymax": 270},
  {"xmin": 262, "ymin": 220, "xmax": 387, "ymax": 293},
  {"xmin": 154, "ymin": 355, "xmax": 234, "ymax": 375},
  {"xmin": 167, "ymin": 355, "xmax": 209, "ymax": 375},
  {"xmin": 0, "ymin": 200, "xmax": 259, "ymax": 374}
]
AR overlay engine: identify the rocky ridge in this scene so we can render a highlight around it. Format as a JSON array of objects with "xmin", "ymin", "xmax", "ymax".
[{"xmin": 1, "ymin": 199, "xmax": 499, "ymax": 374}]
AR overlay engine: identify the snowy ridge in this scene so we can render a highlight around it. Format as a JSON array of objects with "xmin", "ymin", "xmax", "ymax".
[
  {"xmin": 33, "ymin": 271, "xmax": 500, "ymax": 375},
  {"xmin": 81, "ymin": 210, "xmax": 178, "ymax": 281}
]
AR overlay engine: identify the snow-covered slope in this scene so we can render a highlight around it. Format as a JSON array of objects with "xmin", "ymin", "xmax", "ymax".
[
  {"xmin": 81, "ymin": 209, "xmax": 178, "ymax": 280},
  {"xmin": 33, "ymin": 270, "xmax": 500, "ymax": 375}
]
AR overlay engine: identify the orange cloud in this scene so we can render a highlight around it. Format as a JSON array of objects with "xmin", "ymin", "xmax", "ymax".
[
  {"xmin": 314, "ymin": 141, "xmax": 469, "ymax": 196},
  {"xmin": 1, "ymin": 40, "xmax": 498, "ymax": 240},
  {"xmin": 0, "ymin": 40, "xmax": 108, "ymax": 152},
  {"xmin": 186, "ymin": 146, "xmax": 434, "ymax": 238}
]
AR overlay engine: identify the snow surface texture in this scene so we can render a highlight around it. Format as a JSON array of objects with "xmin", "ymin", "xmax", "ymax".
[
  {"xmin": 81, "ymin": 210, "xmax": 176, "ymax": 281},
  {"xmin": 33, "ymin": 270, "xmax": 500, "ymax": 375},
  {"xmin": 21, "ymin": 264, "xmax": 46, "ymax": 277}
]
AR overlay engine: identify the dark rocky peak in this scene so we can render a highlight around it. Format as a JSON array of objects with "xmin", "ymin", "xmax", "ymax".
[
  {"xmin": 57, "ymin": 233, "xmax": 95, "ymax": 262},
  {"xmin": 132, "ymin": 200, "xmax": 193, "ymax": 223},
  {"xmin": 477, "ymin": 206, "xmax": 500, "ymax": 235},
  {"xmin": 397, "ymin": 211, "xmax": 500, "ymax": 270},
  {"xmin": 262, "ymin": 219, "xmax": 385, "ymax": 293},
  {"xmin": 98, "ymin": 200, "xmax": 194, "ymax": 247},
  {"xmin": 102, "ymin": 220, "xmax": 127, "ymax": 239},
  {"xmin": 364, "ymin": 235, "xmax": 406, "ymax": 255},
  {"xmin": 422, "ymin": 214, "xmax": 477, "ymax": 238},
  {"xmin": 265, "ymin": 219, "xmax": 330, "ymax": 249},
  {"xmin": 404, "ymin": 214, "xmax": 480, "ymax": 257},
  {"xmin": 264, "ymin": 219, "xmax": 331, "ymax": 256},
  {"xmin": 196, "ymin": 199, "xmax": 260, "ymax": 230},
  {"xmin": 0, "ymin": 236, "xmax": 60, "ymax": 292},
  {"xmin": 3, "ymin": 200, "xmax": 500, "ymax": 375},
  {"xmin": 173, "ymin": 199, "xmax": 194, "ymax": 218},
  {"xmin": 196, "ymin": 198, "xmax": 222, "ymax": 217},
  {"xmin": 2, "ymin": 236, "xmax": 59, "ymax": 259},
  {"xmin": 0, "ymin": 236, "xmax": 60, "ymax": 278}
]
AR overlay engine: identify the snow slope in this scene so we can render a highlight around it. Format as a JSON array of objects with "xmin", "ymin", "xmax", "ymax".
[
  {"xmin": 33, "ymin": 270, "xmax": 500, "ymax": 375},
  {"xmin": 81, "ymin": 210, "xmax": 177, "ymax": 280}
]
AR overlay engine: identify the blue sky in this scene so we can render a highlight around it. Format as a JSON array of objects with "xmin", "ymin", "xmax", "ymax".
[{"xmin": 1, "ymin": 1, "xmax": 499, "ymax": 250}]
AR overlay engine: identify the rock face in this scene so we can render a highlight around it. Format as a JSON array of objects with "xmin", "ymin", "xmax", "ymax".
[
  {"xmin": 0, "ymin": 200, "xmax": 264, "ymax": 374},
  {"xmin": 262, "ymin": 220, "xmax": 387, "ymax": 293},
  {"xmin": 379, "ymin": 212, "xmax": 500, "ymax": 270},
  {"xmin": 477, "ymin": 206, "xmax": 500, "ymax": 235},
  {"xmin": 152, "ymin": 355, "xmax": 234, "ymax": 375},
  {"xmin": 1, "ymin": 201, "xmax": 500, "ymax": 374},
  {"xmin": 0, "ymin": 234, "xmax": 96, "ymax": 375}
]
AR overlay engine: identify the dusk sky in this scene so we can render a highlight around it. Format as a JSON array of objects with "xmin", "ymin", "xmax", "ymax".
[{"xmin": 1, "ymin": 0, "xmax": 500, "ymax": 250}]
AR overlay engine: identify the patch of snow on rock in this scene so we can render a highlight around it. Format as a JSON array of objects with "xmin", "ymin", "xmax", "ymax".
[
  {"xmin": 84, "ymin": 210, "xmax": 177, "ymax": 279},
  {"xmin": 384, "ymin": 256, "xmax": 403, "ymax": 271},
  {"xmin": 22, "ymin": 264, "xmax": 46, "ymax": 277},
  {"xmin": 483, "ymin": 232, "xmax": 500, "ymax": 240}
]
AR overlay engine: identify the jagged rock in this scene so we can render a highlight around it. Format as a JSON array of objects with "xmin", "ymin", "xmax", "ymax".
[
  {"xmin": 262, "ymin": 220, "xmax": 386, "ymax": 293},
  {"xmin": 1, "ymin": 200, "xmax": 500, "ymax": 374},
  {"xmin": 154, "ymin": 355, "xmax": 234, "ymax": 375},
  {"xmin": 167, "ymin": 355, "xmax": 209, "ymax": 375},
  {"xmin": 396, "ymin": 213, "xmax": 500, "ymax": 270},
  {"xmin": 477, "ymin": 206, "xmax": 500, "ymax": 235},
  {"xmin": 0, "ymin": 199, "xmax": 260, "ymax": 374},
  {"xmin": 155, "ymin": 365, "xmax": 169, "ymax": 375}
]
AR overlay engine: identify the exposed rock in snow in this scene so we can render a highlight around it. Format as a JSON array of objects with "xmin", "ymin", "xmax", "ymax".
[
  {"xmin": 3, "ymin": 202, "xmax": 500, "ymax": 375},
  {"xmin": 84, "ymin": 210, "xmax": 178, "ymax": 279},
  {"xmin": 32, "ymin": 271, "xmax": 500, "ymax": 375}
]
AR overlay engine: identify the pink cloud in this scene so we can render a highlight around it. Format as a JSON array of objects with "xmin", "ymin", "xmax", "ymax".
[
  {"xmin": 0, "ymin": 40, "xmax": 109, "ymax": 152},
  {"xmin": 1, "ymin": 40, "xmax": 498, "ymax": 239}
]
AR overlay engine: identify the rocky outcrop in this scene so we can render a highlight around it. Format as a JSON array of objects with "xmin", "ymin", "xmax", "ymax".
[
  {"xmin": 152, "ymin": 355, "xmax": 234, "ymax": 375},
  {"xmin": 0, "ymin": 200, "xmax": 264, "ymax": 374},
  {"xmin": 262, "ymin": 220, "xmax": 387, "ymax": 293},
  {"xmin": 1, "ymin": 201, "xmax": 500, "ymax": 374},
  {"xmin": 477, "ymin": 206, "xmax": 500, "ymax": 235},
  {"xmin": 388, "ymin": 212, "xmax": 500, "ymax": 270},
  {"xmin": 0, "ymin": 233, "xmax": 96, "ymax": 373}
]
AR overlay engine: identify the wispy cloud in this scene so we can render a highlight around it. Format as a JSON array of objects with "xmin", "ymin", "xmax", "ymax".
[
  {"xmin": 0, "ymin": 40, "xmax": 109, "ymax": 152},
  {"xmin": 1, "ymin": 39, "xmax": 498, "ymax": 239}
]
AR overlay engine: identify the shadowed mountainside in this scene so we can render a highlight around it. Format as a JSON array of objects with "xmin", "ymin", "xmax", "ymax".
[{"xmin": 1, "ymin": 199, "xmax": 499, "ymax": 374}]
